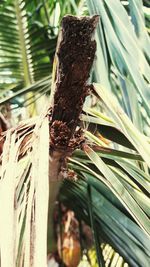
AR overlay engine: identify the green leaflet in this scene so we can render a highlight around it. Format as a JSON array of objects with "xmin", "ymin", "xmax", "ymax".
[{"xmin": 84, "ymin": 145, "xmax": 150, "ymax": 237}]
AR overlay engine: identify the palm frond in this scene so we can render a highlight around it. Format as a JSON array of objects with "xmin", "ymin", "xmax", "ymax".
[
  {"xmin": 0, "ymin": 114, "xmax": 49, "ymax": 267},
  {"xmin": 87, "ymin": 0, "xmax": 150, "ymax": 133},
  {"xmin": 60, "ymin": 177, "xmax": 150, "ymax": 267},
  {"xmin": 0, "ymin": 0, "xmax": 55, "ymax": 91}
]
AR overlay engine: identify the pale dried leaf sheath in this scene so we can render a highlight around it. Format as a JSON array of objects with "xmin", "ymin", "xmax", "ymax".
[
  {"xmin": 24, "ymin": 165, "xmax": 34, "ymax": 267},
  {"xmin": 0, "ymin": 132, "xmax": 16, "ymax": 267},
  {"xmin": 33, "ymin": 117, "xmax": 49, "ymax": 267}
]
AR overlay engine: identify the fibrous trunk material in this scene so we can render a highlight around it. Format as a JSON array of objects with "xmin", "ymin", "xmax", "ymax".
[
  {"xmin": 50, "ymin": 15, "xmax": 99, "ymax": 148},
  {"xmin": 48, "ymin": 15, "xmax": 98, "ymax": 255},
  {"xmin": 49, "ymin": 15, "xmax": 99, "ymax": 181}
]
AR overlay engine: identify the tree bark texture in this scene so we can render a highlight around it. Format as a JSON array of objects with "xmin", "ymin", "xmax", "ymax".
[
  {"xmin": 49, "ymin": 15, "xmax": 99, "ymax": 181},
  {"xmin": 47, "ymin": 15, "xmax": 98, "ymax": 254}
]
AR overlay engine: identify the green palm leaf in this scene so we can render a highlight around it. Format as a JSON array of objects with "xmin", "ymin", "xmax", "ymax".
[
  {"xmin": 0, "ymin": 0, "xmax": 56, "ymax": 108},
  {"xmin": 87, "ymin": 0, "xmax": 150, "ymax": 132}
]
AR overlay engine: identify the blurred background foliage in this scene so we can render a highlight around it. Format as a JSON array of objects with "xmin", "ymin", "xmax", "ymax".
[{"xmin": 0, "ymin": 1, "xmax": 150, "ymax": 267}]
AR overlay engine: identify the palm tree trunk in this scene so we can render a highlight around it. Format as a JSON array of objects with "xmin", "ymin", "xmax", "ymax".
[{"xmin": 47, "ymin": 14, "xmax": 99, "ymax": 255}]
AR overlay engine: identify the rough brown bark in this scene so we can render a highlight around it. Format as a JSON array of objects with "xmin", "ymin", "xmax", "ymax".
[
  {"xmin": 50, "ymin": 15, "xmax": 98, "ymax": 146},
  {"xmin": 47, "ymin": 15, "xmax": 98, "ymax": 255},
  {"xmin": 49, "ymin": 15, "xmax": 99, "ymax": 181}
]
